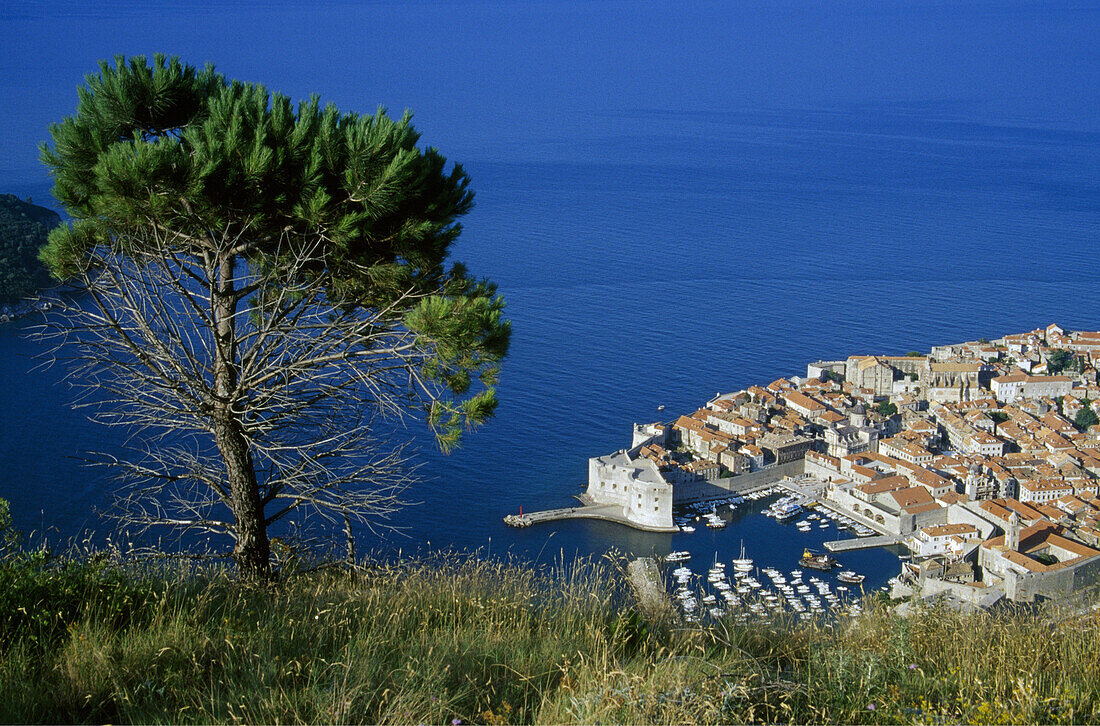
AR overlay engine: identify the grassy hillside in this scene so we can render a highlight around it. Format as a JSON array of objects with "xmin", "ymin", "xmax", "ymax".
[
  {"xmin": 1, "ymin": 547, "xmax": 1098, "ymax": 725},
  {"xmin": 0, "ymin": 193, "xmax": 60, "ymax": 303}
]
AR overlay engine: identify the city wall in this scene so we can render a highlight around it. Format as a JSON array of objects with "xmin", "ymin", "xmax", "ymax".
[
  {"xmin": 1004, "ymin": 555, "xmax": 1100, "ymax": 602},
  {"xmin": 918, "ymin": 578, "xmax": 999, "ymax": 607},
  {"xmin": 672, "ymin": 459, "xmax": 805, "ymax": 504},
  {"xmin": 804, "ymin": 456, "xmax": 841, "ymax": 482}
]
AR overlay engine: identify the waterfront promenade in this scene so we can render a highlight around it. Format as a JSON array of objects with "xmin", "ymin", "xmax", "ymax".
[{"xmin": 824, "ymin": 534, "xmax": 900, "ymax": 552}]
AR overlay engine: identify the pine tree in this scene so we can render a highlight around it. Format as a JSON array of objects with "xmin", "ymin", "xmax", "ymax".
[
  {"xmin": 40, "ymin": 56, "xmax": 509, "ymax": 580},
  {"xmin": 1075, "ymin": 401, "xmax": 1099, "ymax": 431}
]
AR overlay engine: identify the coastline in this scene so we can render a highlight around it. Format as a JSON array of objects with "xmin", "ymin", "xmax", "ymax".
[
  {"xmin": 521, "ymin": 323, "xmax": 1100, "ymax": 615},
  {"xmin": 0, "ymin": 297, "xmax": 50, "ymax": 324}
]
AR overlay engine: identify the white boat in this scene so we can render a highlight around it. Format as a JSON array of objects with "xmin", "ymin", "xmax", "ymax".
[
  {"xmin": 772, "ymin": 501, "xmax": 803, "ymax": 521},
  {"xmin": 665, "ymin": 551, "xmax": 691, "ymax": 562},
  {"xmin": 680, "ymin": 525, "xmax": 696, "ymax": 533},
  {"xmin": 837, "ymin": 570, "xmax": 866, "ymax": 584},
  {"xmin": 732, "ymin": 559, "xmax": 754, "ymax": 572}
]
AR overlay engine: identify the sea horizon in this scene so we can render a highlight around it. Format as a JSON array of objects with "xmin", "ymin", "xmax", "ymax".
[{"xmin": 1, "ymin": 1, "xmax": 1099, "ymax": 572}]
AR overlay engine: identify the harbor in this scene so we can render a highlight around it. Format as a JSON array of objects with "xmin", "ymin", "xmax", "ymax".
[
  {"xmin": 659, "ymin": 483, "xmax": 902, "ymax": 623},
  {"xmin": 507, "ymin": 473, "xmax": 905, "ymax": 624}
]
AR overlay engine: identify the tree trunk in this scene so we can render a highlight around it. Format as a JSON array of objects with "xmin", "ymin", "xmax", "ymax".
[
  {"xmin": 212, "ymin": 254, "xmax": 270, "ymax": 581},
  {"xmin": 214, "ymin": 410, "xmax": 270, "ymax": 581}
]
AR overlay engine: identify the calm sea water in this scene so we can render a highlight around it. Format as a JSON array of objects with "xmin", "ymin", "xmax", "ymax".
[{"xmin": 1, "ymin": 1, "xmax": 1099, "ymax": 583}]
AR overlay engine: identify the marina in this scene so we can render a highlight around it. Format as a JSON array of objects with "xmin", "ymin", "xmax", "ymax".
[
  {"xmin": 508, "ymin": 472, "xmax": 906, "ymax": 624},
  {"xmin": 652, "ymin": 481, "xmax": 902, "ymax": 623}
]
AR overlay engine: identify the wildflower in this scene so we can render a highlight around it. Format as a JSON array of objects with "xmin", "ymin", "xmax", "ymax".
[
  {"xmin": 867, "ymin": 703, "xmax": 876, "ymax": 711},
  {"xmin": 909, "ymin": 663, "xmax": 918, "ymax": 670},
  {"xmin": 452, "ymin": 719, "xmax": 462, "ymax": 725},
  {"xmin": 431, "ymin": 696, "xmax": 438, "ymax": 703}
]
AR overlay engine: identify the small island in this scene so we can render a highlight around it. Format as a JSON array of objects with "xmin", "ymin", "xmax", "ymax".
[
  {"xmin": 513, "ymin": 323, "xmax": 1100, "ymax": 609},
  {"xmin": 0, "ymin": 193, "xmax": 61, "ymax": 321}
]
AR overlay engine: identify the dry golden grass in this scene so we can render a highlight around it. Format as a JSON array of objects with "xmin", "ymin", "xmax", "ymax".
[{"xmin": 1, "ymin": 552, "xmax": 1097, "ymax": 724}]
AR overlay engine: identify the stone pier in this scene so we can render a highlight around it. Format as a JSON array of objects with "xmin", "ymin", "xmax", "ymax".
[{"xmin": 503, "ymin": 500, "xmax": 679, "ymax": 532}]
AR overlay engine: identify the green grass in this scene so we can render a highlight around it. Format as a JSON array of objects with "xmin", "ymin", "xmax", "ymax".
[{"xmin": 1, "ymin": 549, "xmax": 1098, "ymax": 724}]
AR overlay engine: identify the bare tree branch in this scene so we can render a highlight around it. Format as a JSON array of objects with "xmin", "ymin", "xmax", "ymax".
[{"xmin": 38, "ymin": 227, "xmax": 450, "ymax": 568}]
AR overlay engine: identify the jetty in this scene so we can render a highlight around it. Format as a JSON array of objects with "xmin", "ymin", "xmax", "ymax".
[
  {"xmin": 503, "ymin": 499, "xmax": 679, "ymax": 532},
  {"xmin": 824, "ymin": 535, "xmax": 901, "ymax": 552}
]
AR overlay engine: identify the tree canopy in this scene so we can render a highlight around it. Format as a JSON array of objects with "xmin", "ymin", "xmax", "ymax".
[
  {"xmin": 1075, "ymin": 402, "xmax": 1098, "ymax": 431},
  {"xmin": 1046, "ymin": 349, "xmax": 1078, "ymax": 374},
  {"xmin": 0, "ymin": 194, "xmax": 60, "ymax": 304},
  {"xmin": 40, "ymin": 55, "xmax": 509, "ymax": 579}
]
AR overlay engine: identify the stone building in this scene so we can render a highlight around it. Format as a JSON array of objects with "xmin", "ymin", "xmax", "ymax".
[
  {"xmin": 824, "ymin": 404, "xmax": 880, "ymax": 457},
  {"xmin": 758, "ymin": 431, "xmax": 813, "ymax": 464},
  {"xmin": 845, "ymin": 356, "xmax": 894, "ymax": 397},
  {"xmin": 587, "ymin": 447, "xmax": 673, "ymax": 529},
  {"xmin": 924, "ymin": 362, "xmax": 986, "ymax": 403},
  {"xmin": 978, "ymin": 517, "xmax": 1100, "ymax": 602},
  {"xmin": 991, "ymin": 373, "xmax": 1073, "ymax": 404}
]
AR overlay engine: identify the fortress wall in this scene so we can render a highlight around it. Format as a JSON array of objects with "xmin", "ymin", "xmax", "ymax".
[{"xmin": 672, "ymin": 459, "xmax": 805, "ymax": 504}]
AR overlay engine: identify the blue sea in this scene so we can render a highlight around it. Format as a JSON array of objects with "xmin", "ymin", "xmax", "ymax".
[{"xmin": 1, "ymin": 1, "xmax": 1099, "ymax": 587}]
